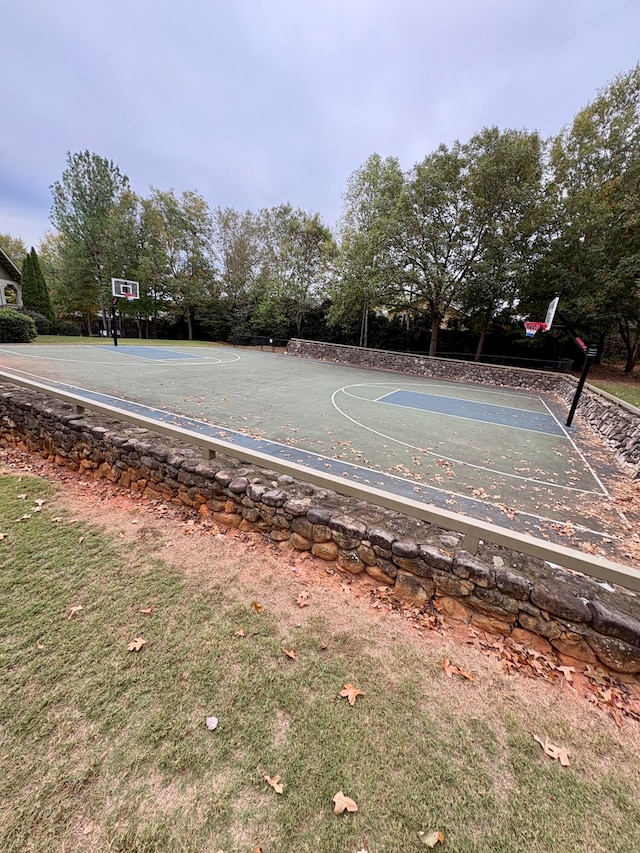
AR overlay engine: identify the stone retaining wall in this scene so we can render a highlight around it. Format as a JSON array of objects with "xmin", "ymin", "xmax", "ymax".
[
  {"xmin": 286, "ymin": 339, "xmax": 640, "ymax": 478},
  {"xmin": 2, "ymin": 381, "xmax": 639, "ymax": 675}
]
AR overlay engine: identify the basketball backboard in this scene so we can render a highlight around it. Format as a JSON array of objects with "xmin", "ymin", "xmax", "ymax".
[
  {"xmin": 111, "ymin": 278, "xmax": 139, "ymax": 300},
  {"xmin": 543, "ymin": 296, "xmax": 559, "ymax": 331}
]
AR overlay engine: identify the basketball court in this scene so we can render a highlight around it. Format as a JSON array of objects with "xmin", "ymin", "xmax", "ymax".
[{"xmin": 0, "ymin": 337, "xmax": 634, "ymax": 553}]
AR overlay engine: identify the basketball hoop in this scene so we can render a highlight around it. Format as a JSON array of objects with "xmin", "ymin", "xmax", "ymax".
[
  {"xmin": 124, "ymin": 293, "xmax": 135, "ymax": 302},
  {"xmin": 524, "ymin": 321, "xmax": 547, "ymax": 338}
]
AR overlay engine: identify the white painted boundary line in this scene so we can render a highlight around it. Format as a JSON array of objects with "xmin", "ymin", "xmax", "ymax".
[{"xmin": 1, "ymin": 368, "xmax": 639, "ymax": 592}]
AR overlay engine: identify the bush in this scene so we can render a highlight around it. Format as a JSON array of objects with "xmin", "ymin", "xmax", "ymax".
[
  {"xmin": 49, "ymin": 319, "xmax": 82, "ymax": 336},
  {"xmin": 19, "ymin": 309, "xmax": 50, "ymax": 335},
  {"xmin": 0, "ymin": 308, "xmax": 37, "ymax": 342}
]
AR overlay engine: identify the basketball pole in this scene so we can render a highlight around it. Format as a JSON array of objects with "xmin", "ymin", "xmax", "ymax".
[
  {"xmin": 111, "ymin": 298, "xmax": 118, "ymax": 347},
  {"xmin": 566, "ymin": 345, "xmax": 597, "ymax": 427}
]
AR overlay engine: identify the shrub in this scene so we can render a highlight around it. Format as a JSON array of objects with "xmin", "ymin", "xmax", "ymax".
[
  {"xmin": 19, "ymin": 309, "xmax": 50, "ymax": 335},
  {"xmin": 49, "ymin": 319, "xmax": 82, "ymax": 336},
  {"xmin": 0, "ymin": 308, "xmax": 38, "ymax": 342}
]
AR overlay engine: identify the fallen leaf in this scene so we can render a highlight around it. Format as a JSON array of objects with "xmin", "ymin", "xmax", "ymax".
[
  {"xmin": 296, "ymin": 592, "xmax": 310, "ymax": 607},
  {"xmin": 78, "ymin": 536, "xmax": 85, "ymax": 544},
  {"xmin": 82, "ymin": 821, "xmax": 95, "ymax": 836},
  {"xmin": 34, "ymin": 499, "xmax": 45, "ymax": 507},
  {"xmin": 17, "ymin": 493, "xmax": 27, "ymax": 499},
  {"xmin": 441, "ymin": 658, "xmax": 475, "ymax": 681},
  {"xmin": 332, "ymin": 790, "xmax": 358, "ymax": 814},
  {"xmin": 418, "ymin": 829, "xmax": 445, "ymax": 847},
  {"xmin": 283, "ymin": 648, "xmax": 297, "ymax": 661},
  {"xmin": 36, "ymin": 641, "xmax": 44, "ymax": 650},
  {"xmin": 253, "ymin": 848, "xmax": 264, "ymax": 853},
  {"xmin": 127, "ymin": 637, "xmax": 147, "ymax": 652},
  {"xmin": 139, "ymin": 606, "xmax": 155, "ymax": 614},
  {"xmin": 15, "ymin": 514, "xmax": 32, "ymax": 521},
  {"xmin": 67, "ymin": 605, "xmax": 83, "ymax": 619},
  {"xmin": 264, "ymin": 774, "xmax": 284, "ymax": 794},
  {"xmin": 252, "ymin": 601, "xmax": 263, "ymax": 613},
  {"xmin": 339, "ymin": 683, "xmax": 366, "ymax": 706},
  {"xmin": 205, "ymin": 716, "xmax": 219, "ymax": 730},
  {"xmin": 0, "ymin": 533, "xmax": 7, "ymax": 540},
  {"xmin": 234, "ymin": 627, "xmax": 245, "ymax": 637},
  {"xmin": 533, "ymin": 735, "xmax": 570, "ymax": 766},
  {"xmin": 556, "ymin": 665, "xmax": 575, "ymax": 683}
]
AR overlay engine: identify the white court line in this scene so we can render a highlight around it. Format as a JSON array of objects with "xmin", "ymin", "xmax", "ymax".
[
  {"xmin": 332, "ymin": 386, "xmax": 604, "ymax": 495},
  {"xmin": 539, "ymin": 398, "xmax": 628, "ymax": 520},
  {"xmin": 368, "ymin": 379, "xmax": 541, "ymax": 406}
]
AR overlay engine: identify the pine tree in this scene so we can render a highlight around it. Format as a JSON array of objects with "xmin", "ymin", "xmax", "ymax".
[
  {"xmin": 31, "ymin": 248, "xmax": 55, "ymax": 320},
  {"xmin": 20, "ymin": 251, "xmax": 36, "ymax": 309},
  {"xmin": 21, "ymin": 248, "xmax": 54, "ymax": 320}
]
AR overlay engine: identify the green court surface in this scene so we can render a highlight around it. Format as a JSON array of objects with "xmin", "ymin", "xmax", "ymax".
[{"xmin": 0, "ymin": 342, "xmax": 632, "ymax": 549}]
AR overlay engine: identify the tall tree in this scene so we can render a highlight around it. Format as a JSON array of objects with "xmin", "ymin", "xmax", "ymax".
[
  {"xmin": 147, "ymin": 188, "xmax": 215, "ymax": 340},
  {"xmin": 50, "ymin": 151, "xmax": 130, "ymax": 333},
  {"xmin": 545, "ymin": 64, "xmax": 640, "ymax": 370},
  {"xmin": 330, "ymin": 154, "xmax": 404, "ymax": 345},
  {"xmin": 461, "ymin": 127, "xmax": 545, "ymax": 359}
]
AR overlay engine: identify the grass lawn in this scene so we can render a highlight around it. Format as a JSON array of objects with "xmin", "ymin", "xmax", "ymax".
[
  {"xmin": 589, "ymin": 380, "xmax": 640, "ymax": 410},
  {"xmin": 1, "ymin": 467, "xmax": 639, "ymax": 852}
]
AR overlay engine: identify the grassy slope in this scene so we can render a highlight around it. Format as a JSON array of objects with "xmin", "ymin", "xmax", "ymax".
[{"xmin": 1, "ymin": 473, "xmax": 639, "ymax": 853}]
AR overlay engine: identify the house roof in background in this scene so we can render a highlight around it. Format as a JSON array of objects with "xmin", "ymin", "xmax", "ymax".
[{"xmin": 0, "ymin": 247, "xmax": 21, "ymax": 282}]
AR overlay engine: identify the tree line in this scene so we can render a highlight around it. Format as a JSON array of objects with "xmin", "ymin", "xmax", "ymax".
[{"xmin": 2, "ymin": 64, "xmax": 639, "ymax": 369}]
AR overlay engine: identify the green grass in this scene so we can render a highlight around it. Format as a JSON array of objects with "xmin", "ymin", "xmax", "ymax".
[
  {"xmin": 589, "ymin": 380, "xmax": 640, "ymax": 409},
  {"xmin": 32, "ymin": 336, "xmax": 220, "ymax": 346},
  {"xmin": 1, "ymin": 473, "xmax": 639, "ymax": 852}
]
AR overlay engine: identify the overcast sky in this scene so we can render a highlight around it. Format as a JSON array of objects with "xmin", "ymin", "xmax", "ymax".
[{"xmin": 2, "ymin": 0, "xmax": 639, "ymax": 251}]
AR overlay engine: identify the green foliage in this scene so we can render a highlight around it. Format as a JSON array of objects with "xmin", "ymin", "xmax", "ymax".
[
  {"xmin": 21, "ymin": 248, "xmax": 54, "ymax": 320},
  {"xmin": 0, "ymin": 308, "xmax": 37, "ymax": 342},
  {"xmin": 0, "ymin": 233, "xmax": 27, "ymax": 265},
  {"xmin": 19, "ymin": 309, "xmax": 50, "ymax": 335}
]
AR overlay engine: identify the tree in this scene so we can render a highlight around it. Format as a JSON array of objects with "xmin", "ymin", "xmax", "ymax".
[
  {"xmin": 256, "ymin": 205, "xmax": 336, "ymax": 338},
  {"xmin": 0, "ymin": 234, "xmax": 27, "ymax": 266},
  {"xmin": 21, "ymin": 248, "xmax": 55, "ymax": 320},
  {"xmin": 147, "ymin": 188, "xmax": 215, "ymax": 340},
  {"xmin": 396, "ymin": 142, "xmax": 480, "ymax": 356},
  {"xmin": 461, "ymin": 128, "xmax": 545, "ymax": 359},
  {"xmin": 50, "ymin": 151, "xmax": 130, "ymax": 333},
  {"xmin": 330, "ymin": 154, "xmax": 404, "ymax": 346},
  {"xmin": 545, "ymin": 65, "xmax": 640, "ymax": 370}
]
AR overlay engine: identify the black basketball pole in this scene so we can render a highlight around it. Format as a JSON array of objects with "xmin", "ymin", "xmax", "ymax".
[
  {"xmin": 111, "ymin": 298, "xmax": 118, "ymax": 347},
  {"xmin": 566, "ymin": 345, "xmax": 597, "ymax": 427}
]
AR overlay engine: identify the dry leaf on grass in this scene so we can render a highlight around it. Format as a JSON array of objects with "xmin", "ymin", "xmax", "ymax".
[
  {"xmin": 78, "ymin": 535, "xmax": 85, "ymax": 544},
  {"xmin": 283, "ymin": 648, "xmax": 298, "ymax": 661},
  {"xmin": 139, "ymin": 606, "xmax": 155, "ymax": 614},
  {"xmin": 0, "ymin": 533, "xmax": 7, "ymax": 540},
  {"xmin": 332, "ymin": 791, "xmax": 358, "ymax": 814},
  {"xmin": 205, "ymin": 716, "xmax": 219, "ymax": 731},
  {"xmin": 17, "ymin": 493, "xmax": 27, "ymax": 499},
  {"xmin": 418, "ymin": 829, "xmax": 445, "ymax": 846},
  {"xmin": 339, "ymin": 684, "xmax": 366, "ymax": 706},
  {"xmin": 252, "ymin": 601, "xmax": 263, "ymax": 613},
  {"xmin": 533, "ymin": 735, "xmax": 570, "ymax": 766},
  {"xmin": 264, "ymin": 774, "xmax": 284, "ymax": 794},
  {"xmin": 82, "ymin": 821, "xmax": 95, "ymax": 836},
  {"xmin": 296, "ymin": 592, "xmax": 310, "ymax": 607},
  {"xmin": 34, "ymin": 498, "xmax": 45, "ymax": 507},
  {"xmin": 127, "ymin": 637, "xmax": 148, "ymax": 652},
  {"xmin": 67, "ymin": 605, "xmax": 83, "ymax": 619},
  {"xmin": 36, "ymin": 640, "xmax": 44, "ymax": 650},
  {"xmin": 234, "ymin": 627, "xmax": 245, "ymax": 638},
  {"xmin": 441, "ymin": 658, "xmax": 475, "ymax": 681}
]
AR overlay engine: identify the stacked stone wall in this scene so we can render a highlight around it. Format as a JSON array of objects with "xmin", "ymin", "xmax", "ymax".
[
  {"xmin": 1, "ymin": 381, "xmax": 639, "ymax": 675},
  {"xmin": 286, "ymin": 339, "xmax": 640, "ymax": 478}
]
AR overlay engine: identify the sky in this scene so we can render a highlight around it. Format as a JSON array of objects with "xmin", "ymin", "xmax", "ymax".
[{"xmin": 2, "ymin": 0, "xmax": 640, "ymax": 252}]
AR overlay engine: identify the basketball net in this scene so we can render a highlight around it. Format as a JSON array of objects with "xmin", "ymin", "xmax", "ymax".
[{"xmin": 524, "ymin": 321, "xmax": 547, "ymax": 338}]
